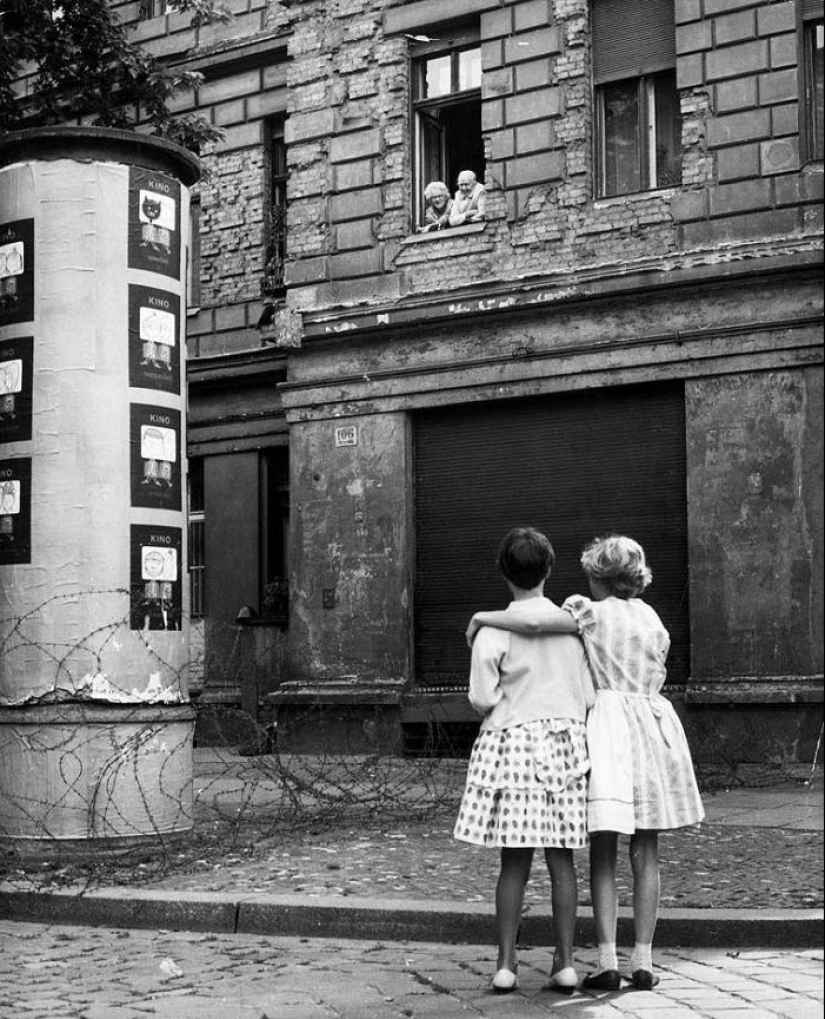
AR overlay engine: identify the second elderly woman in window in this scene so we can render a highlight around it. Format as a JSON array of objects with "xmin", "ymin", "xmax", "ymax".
[{"xmin": 419, "ymin": 180, "xmax": 453, "ymax": 232}]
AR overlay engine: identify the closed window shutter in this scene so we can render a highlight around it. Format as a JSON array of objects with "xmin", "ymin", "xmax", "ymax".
[
  {"xmin": 414, "ymin": 382, "xmax": 689, "ymax": 689},
  {"xmin": 592, "ymin": 0, "xmax": 677, "ymax": 84},
  {"xmin": 802, "ymin": 0, "xmax": 823, "ymax": 19}
]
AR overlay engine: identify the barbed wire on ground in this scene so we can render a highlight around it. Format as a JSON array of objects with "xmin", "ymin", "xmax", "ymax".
[{"xmin": 0, "ymin": 602, "xmax": 821, "ymax": 895}]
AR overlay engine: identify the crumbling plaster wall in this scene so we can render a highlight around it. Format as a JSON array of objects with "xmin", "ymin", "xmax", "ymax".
[
  {"xmin": 283, "ymin": 0, "xmax": 820, "ymax": 313},
  {"xmin": 287, "ymin": 412, "xmax": 411, "ymax": 685},
  {"xmin": 687, "ymin": 366, "xmax": 824, "ymax": 681}
]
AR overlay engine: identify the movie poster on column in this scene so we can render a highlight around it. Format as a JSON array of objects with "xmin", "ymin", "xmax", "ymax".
[
  {"xmin": 128, "ymin": 168, "xmax": 181, "ymax": 279},
  {"xmin": 0, "ymin": 336, "xmax": 33, "ymax": 443},
  {"xmin": 130, "ymin": 404, "xmax": 182, "ymax": 511},
  {"xmin": 0, "ymin": 219, "xmax": 34, "ymax": 327},
  {"xmin": 130, "ymin": 524, "xmax": 182, "ymax": 631},
  {"xmin": 128, "ymin": 285, "xmax": 180, "ymax": 393},
  {"xmin": 0, "ymin": 457, "xmax": 31, "ymax": 565}
]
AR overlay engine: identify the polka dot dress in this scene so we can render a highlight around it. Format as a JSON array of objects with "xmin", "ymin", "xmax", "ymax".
[{"xmin": 453, "ymin": 719, "xmax": 589, "ymax": 849}]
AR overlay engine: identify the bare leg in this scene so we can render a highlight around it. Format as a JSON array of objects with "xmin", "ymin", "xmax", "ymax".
[
  {"xmin": 581, "ymin": 831, "xmax": 622, "ymax": 989},
  {"xmin": 495, "ymin": 847, "xmax": 534, "ymax": 972},
  {"xmin": 629, "ymin": 829, "xmax": 660, "ymax": 978},
  {"xmin": 544, "ymin": 848, "xmax": 577, "ymax": 972},
  {"xmin": 590, "ymin": 832, "xmax": 619, "ymax": 948}
]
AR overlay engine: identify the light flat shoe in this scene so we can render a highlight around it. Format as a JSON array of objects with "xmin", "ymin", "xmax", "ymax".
[
  {"xmin": 547, "ymin": 966, "xmax": 578, "ymax": 994},
  {"xmin": 491, "ymin": 967, "xmax": 518, "ymax": 993}
]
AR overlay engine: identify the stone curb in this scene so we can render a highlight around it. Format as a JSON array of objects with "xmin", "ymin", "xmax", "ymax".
[{"xmin": 1, "ymin": 889, "xmax": 821, "ymax": 948}]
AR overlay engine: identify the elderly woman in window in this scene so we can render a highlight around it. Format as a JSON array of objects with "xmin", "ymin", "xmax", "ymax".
[
  {"xmin": 419, "ymin": 180, "xmax": 454, "ymax": 232},
  {"xmin": 449, "ymin": 170, "xmax": 486, "ymax": 226}
]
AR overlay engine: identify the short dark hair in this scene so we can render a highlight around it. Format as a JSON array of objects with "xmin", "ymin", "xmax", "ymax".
[{"xmin": 497, "ymin": 527, "xmax": 555, "ymax": 590}]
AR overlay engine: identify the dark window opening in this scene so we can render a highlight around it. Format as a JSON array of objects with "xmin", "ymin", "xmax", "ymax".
[
  {"xmin": 264, "ymin": 116, "xmax": 288, "ymax": 299},
  {"xmin": 804, "ymin": 18, "xmax": 824, "ymax": 161},
  {"xmin": 260, "ymin": 448, "xmax": 290, "ymax": 618},
  {"xmin": 188, "ymin": 457, "xmax": 205, "ymax": 619},
  {"xmin": 188, "ymin": 195, "xmax": 201, "ymax": 308}
]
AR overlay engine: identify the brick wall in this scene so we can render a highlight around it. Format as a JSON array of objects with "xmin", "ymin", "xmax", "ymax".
[
  {"xmin": 674, "ymin": 0, "xmax": 823, "ymax": 247},
  {"xmin": 282, "ymin": 0, "xmax": 821, "ymax": 314},
  {"xmin": 117, "ymin": 0, "xmax": 292, "ymax": 356},
  {"xmin": 114, "ymin": 0, "xmax": 821, "ymax": 337}
]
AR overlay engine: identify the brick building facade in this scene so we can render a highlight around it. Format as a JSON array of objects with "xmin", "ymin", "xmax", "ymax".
[{"xmin": 120, "ymin": 0, "xmax": 821, "ymax": 760}]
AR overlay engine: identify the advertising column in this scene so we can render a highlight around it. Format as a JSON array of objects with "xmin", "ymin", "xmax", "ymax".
[{"xmin": 0, "ymin": 127, "xmax": 200, "ymax": 848}]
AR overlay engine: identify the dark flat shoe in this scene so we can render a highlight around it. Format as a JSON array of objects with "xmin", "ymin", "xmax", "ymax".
[
  {"xmin": 582, "ymin": 969, "xmax": 621, "ymax": 991},
  {"xmin": 631, "ymin": 969, "xmax": 660, "ymax": 990}
]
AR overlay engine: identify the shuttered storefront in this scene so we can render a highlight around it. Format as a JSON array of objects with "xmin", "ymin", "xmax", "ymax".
[{"xmin": 414, "ymin": 381, "xmax": 689, "ymax": 690}]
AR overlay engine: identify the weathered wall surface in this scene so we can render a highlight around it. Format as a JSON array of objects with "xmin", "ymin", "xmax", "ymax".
[
  {"xmin": 687, "ymin": 366, "xmax": 824, "ymax": 680},
  {"xmin": 288, "ymin": 412, "xmax": 411, "ymax": 685},
  {"xmin": 283, "ymin": 271, "xmax": 821, "ymax": 396},
  {"xmin": 283, "ymin": 0, "xmax": 822, "ymax": 317},
  {"xmin": 117, "ymin": 0, "xmax": 822, "ymax": 753}
]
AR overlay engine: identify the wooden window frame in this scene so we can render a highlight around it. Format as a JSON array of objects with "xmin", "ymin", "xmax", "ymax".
[
  {"xmin": 595, "ymin": 71, "xmax": 682, "ymax": 198},
  {"xmin": 411, "ymin": 28, "xmax": 484, "ymax": 229},
  {"xmin": 801, "ymin": 2, "xmax": 824, "ymax": 163}
]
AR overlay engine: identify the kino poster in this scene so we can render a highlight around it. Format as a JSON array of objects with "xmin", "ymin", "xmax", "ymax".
[
  {"xmin": 128, "ymin": 168, "xmax": 181, "ymax": 279},
  {"xmin": 0, "ymin": 219, "xmax": 34, "ymax": 326},
  {"xmin": 128, "ymin": 285, "xmax": 180, "ymax": 394},
  {"xmin": 130, "ymin": 524, "xmax": 182, "ymax": 631},
  {"xmin": 0, "ymin": 457, "xmax": 31, "ymax": 565},
  {"xmin": 0, "ymin": 336, "xmax": 33, "ymax": 443},
  {"xmin": 130, "ymin": 404, "xmax": 182, "ymax": 511}
]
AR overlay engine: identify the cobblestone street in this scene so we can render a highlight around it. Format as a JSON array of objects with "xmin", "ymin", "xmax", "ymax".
[{"xmin": 1, "ymin": 921, "xmax": 822, "ymax": 1019}]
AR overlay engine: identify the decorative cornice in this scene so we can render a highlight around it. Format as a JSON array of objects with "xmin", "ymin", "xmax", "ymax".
[{"xmin": 295, "ymin": 244, "xmax": 823, "ymax": 344}]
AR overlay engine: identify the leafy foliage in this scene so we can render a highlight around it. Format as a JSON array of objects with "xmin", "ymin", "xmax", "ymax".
[{"xmin": 0, "ymin": 0, "xmax": 231, "ymax": 151}]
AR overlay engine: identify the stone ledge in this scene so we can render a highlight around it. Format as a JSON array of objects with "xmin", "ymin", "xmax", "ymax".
[
  {"xmin": 268, "ymin": 679, "xmax": 406, "ymax": 706},
  {"xmin": 683, "ymin": 678, "xmax": 824, "ymax": 705}
]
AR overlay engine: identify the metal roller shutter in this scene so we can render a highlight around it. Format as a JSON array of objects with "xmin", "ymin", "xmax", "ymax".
[
  {"xmin": 414, "ymin": 382, "xmax": 689, "ymax": 689},
  {"xmin": 591, "ymin": 0, "xmax": 676, "ymax": 83}
]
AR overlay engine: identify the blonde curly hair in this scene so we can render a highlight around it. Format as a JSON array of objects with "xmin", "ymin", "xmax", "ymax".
[{"xmin": 580, "ymin": 535, "xmax": 652, "ymax": 599}]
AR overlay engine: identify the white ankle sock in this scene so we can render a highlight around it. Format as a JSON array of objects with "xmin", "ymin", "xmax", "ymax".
[
  {"xmin": 631, "ymin": 943, "xmax": 653, "ymax": 972},
  {"xmin": 597, "ymin": 943, "xmax": 618, "ymax": 971}
]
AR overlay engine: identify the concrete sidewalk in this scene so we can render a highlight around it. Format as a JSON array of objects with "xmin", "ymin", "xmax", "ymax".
[{"xmin": 0, "ymin": 750, "xmax": 822, "ymax": 948}]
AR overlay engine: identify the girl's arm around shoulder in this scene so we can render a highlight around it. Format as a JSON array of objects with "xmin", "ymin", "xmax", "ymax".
[{"xmin": 465, "ymin": 599, "xmax": 577, "ymax": 648}]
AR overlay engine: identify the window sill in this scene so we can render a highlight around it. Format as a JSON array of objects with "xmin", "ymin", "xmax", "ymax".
[
  {"xmin": 401, "ymin": 222, "xmax": 487, "ymax": 246},
  {"xmin": 236, "ymin": 614, "xmax": 288, "ymax": 627},
  {"xmin": 593, "ymin": 186, "xmax": 680, "ymax": 208}
]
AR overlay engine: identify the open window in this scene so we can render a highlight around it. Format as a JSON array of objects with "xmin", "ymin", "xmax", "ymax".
[
  {"xmin": 411, "ymin": 28, "xmax": 485, "ymax": 229},
  {"xmin": 592, "ymin": 0, "xmax": 682, "ymax": 197}
]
